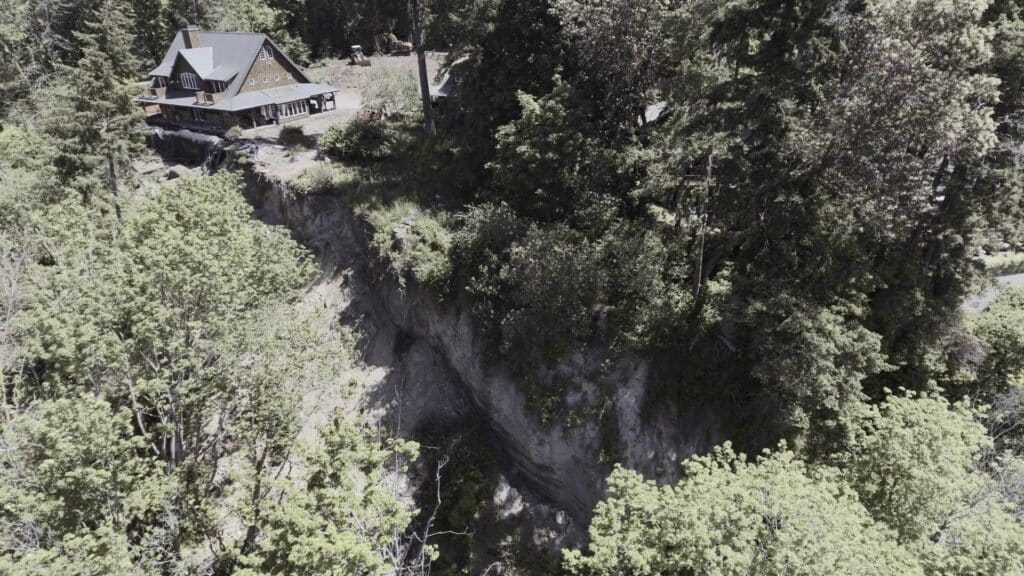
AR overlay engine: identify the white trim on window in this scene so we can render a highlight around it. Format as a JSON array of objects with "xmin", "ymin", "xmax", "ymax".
[
  {"xmin": 286, "ymin": 73, "xmax": 293, "ymax": 80},
  {"xmin": 259, "ymin": 46, "xmax": 272, "ymax": 61},
  {"xmin": 249, "ymin": 78, "xmax": 256, "ymax": 86},
  {"xmin": 274, "ymin": 73, "xmax": 280, "ymax": 81},
  {"xmin": 181, "ymin": 72, "xmax": 199, "ymax": 90},
  {"xmin": 277, "ymin": 99, "xmax": 309, "ymax": 119},
  {"xmin": 262, "ymin": 74, "xmax": 269, "ymax": 83}
]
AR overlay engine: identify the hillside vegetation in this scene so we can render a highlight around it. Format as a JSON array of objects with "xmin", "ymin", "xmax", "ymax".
[{"xmin": 2, "ymin": 0, "xmax": 1024, "ymax": 575}]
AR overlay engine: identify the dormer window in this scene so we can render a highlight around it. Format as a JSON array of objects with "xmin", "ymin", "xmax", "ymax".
[
  {"xmin": 259, "ymin": 46, "xmax": 272, "ymax": 61},
  {"xmin": 181, "ymin": 72, "xmax": 199, "ymax": 90},
  {"xmin": 152, "ymin": 76, "xmax": 167, "ymax": 88},
  {"xmin": 209, "ymin": 80, "xmax": 227, "ymax": 93}
]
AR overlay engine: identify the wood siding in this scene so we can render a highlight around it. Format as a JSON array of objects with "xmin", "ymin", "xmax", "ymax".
[
  {"xmin": 170, "ymin": 56, "xmax": 201, "ymax": 91},
  {"xmin": 238, "ymin": 42, "xmax": 306, "ymax": 94}
]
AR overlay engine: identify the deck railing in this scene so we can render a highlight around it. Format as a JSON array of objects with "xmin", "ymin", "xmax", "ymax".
[
  {"xmin": 142, "ymin": 86, "xmax": 167, "ymax": 99},
  {"xmin": 195, "ymin": 91, "xmax": 225, "ymax": 105}
]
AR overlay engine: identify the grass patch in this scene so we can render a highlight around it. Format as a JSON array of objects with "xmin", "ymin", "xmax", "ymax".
[
  {"xmin": 289, "ymin": 163, "xmax": 359, "ymax": 196},
  {"xmin": 366, "ymin": 201, "xmax": 452, "ymax": 293}
]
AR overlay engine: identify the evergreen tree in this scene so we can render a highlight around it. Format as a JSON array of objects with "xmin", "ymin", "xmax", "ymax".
[{"xmin": 37, "ymin": 0, "xmax": 144, "ymax": 216}]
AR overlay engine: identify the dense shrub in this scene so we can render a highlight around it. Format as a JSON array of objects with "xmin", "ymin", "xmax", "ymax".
[
  {"xmin": 449, "ymin": 203, "xmax": 522, "ymax": 294},
  {"xmin": 289, "ymin": 163, "xmax": 358, "ymax": 196},
  {"xmin": 362, "ymin": 68, "xmax": 421, "ymax": 118},
  {"xmin": 224, "ymin": 125, "xmax": 244, "ymax": 140},
  {"xmin": 367, "ymin": 203, "xmax": 452, "ymax": 294},
  {"xmin": 278, "ymin": 125, "xmax": 309, "ymax": 147},
  {"xmin": 600, "ymin": 222, "xmax": 695, "ymax": 349},
  {"xmin": 983, "ymin": 252, "xmax": 1024, "ymax": 277},
  {"xmin": 319, "ymin": 115, "xmax": 393, "ymax": 162},
  {"xmin": 966, "ymin": 287, "xmax": 1024, "ymax": 395},
  {"xmin": 499, "ymin": 224, "xmax": 606, "ymax": 366}
]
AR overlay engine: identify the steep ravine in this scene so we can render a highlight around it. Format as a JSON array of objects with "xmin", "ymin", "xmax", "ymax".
[{"xmin": 239, "ymin": 164, "xmax": 728, "ymax": 530}]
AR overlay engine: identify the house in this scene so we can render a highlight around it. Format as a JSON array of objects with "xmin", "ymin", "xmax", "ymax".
[{"xmin": 137, "ymin": 26, "xmax": 338, "ymax": 131}]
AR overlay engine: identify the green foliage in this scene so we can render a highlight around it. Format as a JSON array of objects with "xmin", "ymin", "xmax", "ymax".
[
  {"xmin": 599, "ymin": 221, "xmax": 697, "ymax": 350},
  {"xmin": 748, "ymin": 295, "xmax": 892, "ymax": 431},
  {"xmin": 290, "ymin": 162, "xmax": 359, "ymax": 195},
  {"xmin": 231, "ymin": 419, "xmax": 419, "ymax": 576},
  {"xmin": 566, "ymin": 444, "xmax": 921, "ymax": 576},
  {"xmin": 499, "ymin": 224, "xmax": 604, "ymax": 366},
  {"xmin": 320, "ymin": 116, "xmax": 395, "ymax": 162},
  {"xmin": 448, "ymin": 203, "xmax": 522, "ymax": 293},
  {"xmin": 278, "ymin": 124, "xmax": 310, "ymax": 148},
  {"xmin": 0, "ymin": 394, "xmax": 170, "ymax": 574},
  {"xmin": 368, "ymin": 203, "xmax": 452, "ymax": 293},
  {"xmin": 207, "ymin": 0, "xmax": 310, "ymax": 63},
  {"xmin": 488, "ymin": 81, "xmax": 597, "ymax": 222},
  {"xmin": 984, "ymin": 253, "xmax": 1024, "ymax": 276},
  {"xmin": 551, "ymin": 0, "xmax": 666, "ymax": 134},
  {"xmin": 225, "ymin": 125, "xmax": 245, "ymax": 140},
  {"xmin": 35, "ymin": 0, "xmax": 144, "ymax": 211},
  {"xmin": 130, "ymin": 0, "xmax": 170, "ymax": 67},
  {"xmin": 362, "ymin": 67, "xmax": 422, "ymax": 118},
  {"xmin": 966, "ymin": 286, "xmax": 1024, "ymax": 389},
  {"xmin": 836, "ymin": 390, "xmax": 1024, "ymax": 575},
  {"xmin": 4, "ymin": 169, "xmax": 420, "ymax": 573},
  {"xmin": 569, "ymin": 390, "xmax": 1024, "ymax": 576},
  {"xmin": 0, "ymin": 125, "xmax": 61, "ymax": 228},
  {"xmin": 487, "ymin": 77, "xmax": 632, "ymax": 226}
]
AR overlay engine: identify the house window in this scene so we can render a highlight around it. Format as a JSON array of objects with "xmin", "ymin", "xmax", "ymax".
[
  {"xmin": 274, "ymin": 74, "xmax": 280, "ymax": 82},
  {"xmin": 249, "ymin": 78, "xmax": 256, "ymax": 86},
  {"xmin": 277, "ymin": 99, "xmax": 308, "ymax": 119},
  {"xmin": 259, "ymin": 46, "xmax": 272, "ymax": 60},
  {"xmin": 153, "ymin": 76, "xmax": 167, "ymax": 87},
  {"xmin": 192, "ymin": 108, "xmax": 207, "ymax": 122},
  {"xmin": 286, "ymin": 73, "xmax": 293, "ymax": 80},
  {"xmin": 181, "ymin": 72, "xmax": 199, "ymax": 90},
  {"xmin": 262, "ymin": 74, "xmax": 268, "ymax": 83},
  {"xmin": 209, "ymin": 80, "xmax": 226, "ymax": 93}
]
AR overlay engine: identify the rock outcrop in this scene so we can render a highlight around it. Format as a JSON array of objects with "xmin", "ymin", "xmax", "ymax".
[{"xmin": 239, "ymin": 163, "xmax": 727, "ymax": 530}]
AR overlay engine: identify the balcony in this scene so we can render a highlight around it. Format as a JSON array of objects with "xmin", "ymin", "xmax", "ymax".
[
  {"xmin": 141, "ymin": 86, "xmax": 167, "ymax": 100},
  {"xmin": 195, "ymin": 91, "xmax": 225, "ymax": 105}
]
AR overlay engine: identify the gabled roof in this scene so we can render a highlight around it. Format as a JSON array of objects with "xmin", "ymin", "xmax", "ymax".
[
  {"xmin": 142, "ymin": 29, "xmax": 335, "ymax": 112},
  {"xmin": 178, "ymin": 47, "xmax": 214, "ymax": 77},
  {"xmin": 206, "ymin": 65, "xmax": 238, "ymax": 82},
  {"xmin": 148, "ymin": 30, "xmax": 313, "ymax": 95}
]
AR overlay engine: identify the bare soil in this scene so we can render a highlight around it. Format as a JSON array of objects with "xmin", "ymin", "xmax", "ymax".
[
  {"xmin": 304, "ymin": 51, "xmax": 448, "ymax": 100},
  {"xmin": 240, "ymin": 52, "xmax": 447, "ymax": 142}
]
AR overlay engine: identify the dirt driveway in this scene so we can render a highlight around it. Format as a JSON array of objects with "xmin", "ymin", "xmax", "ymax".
[{"xmin": 242, "ymin": 52, "xmax": 447, "ymax": 141}]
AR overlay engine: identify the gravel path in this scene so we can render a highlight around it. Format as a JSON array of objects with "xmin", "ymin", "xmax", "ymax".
[{"xmin": 964, "ymin": 273, "xmax": 1024, "ymax": 311}]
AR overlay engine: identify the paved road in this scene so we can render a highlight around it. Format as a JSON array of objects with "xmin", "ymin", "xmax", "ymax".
[{"xmin": 997, "ymin": 273, "xmax": 1024, "ymax": 288}]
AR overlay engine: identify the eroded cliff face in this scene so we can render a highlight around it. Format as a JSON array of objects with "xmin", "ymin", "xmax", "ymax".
[{"xmin": 239, "ymin": 165, "xmax": 727, "ymax": 531}]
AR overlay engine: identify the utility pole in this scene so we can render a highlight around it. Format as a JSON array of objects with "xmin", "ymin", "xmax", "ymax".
[{"xmin": 408, "ymin": 0, "xmax": 436, "ymax": 136}]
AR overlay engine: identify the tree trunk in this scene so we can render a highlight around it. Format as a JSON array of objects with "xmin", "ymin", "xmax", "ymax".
[
  {"xmin": 107, "ymin": 153, "xmax": 122, "ymax": 221},
  {"xmin": 408, "ymin": 0, "xmax": 436, "ymax": 136}
]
